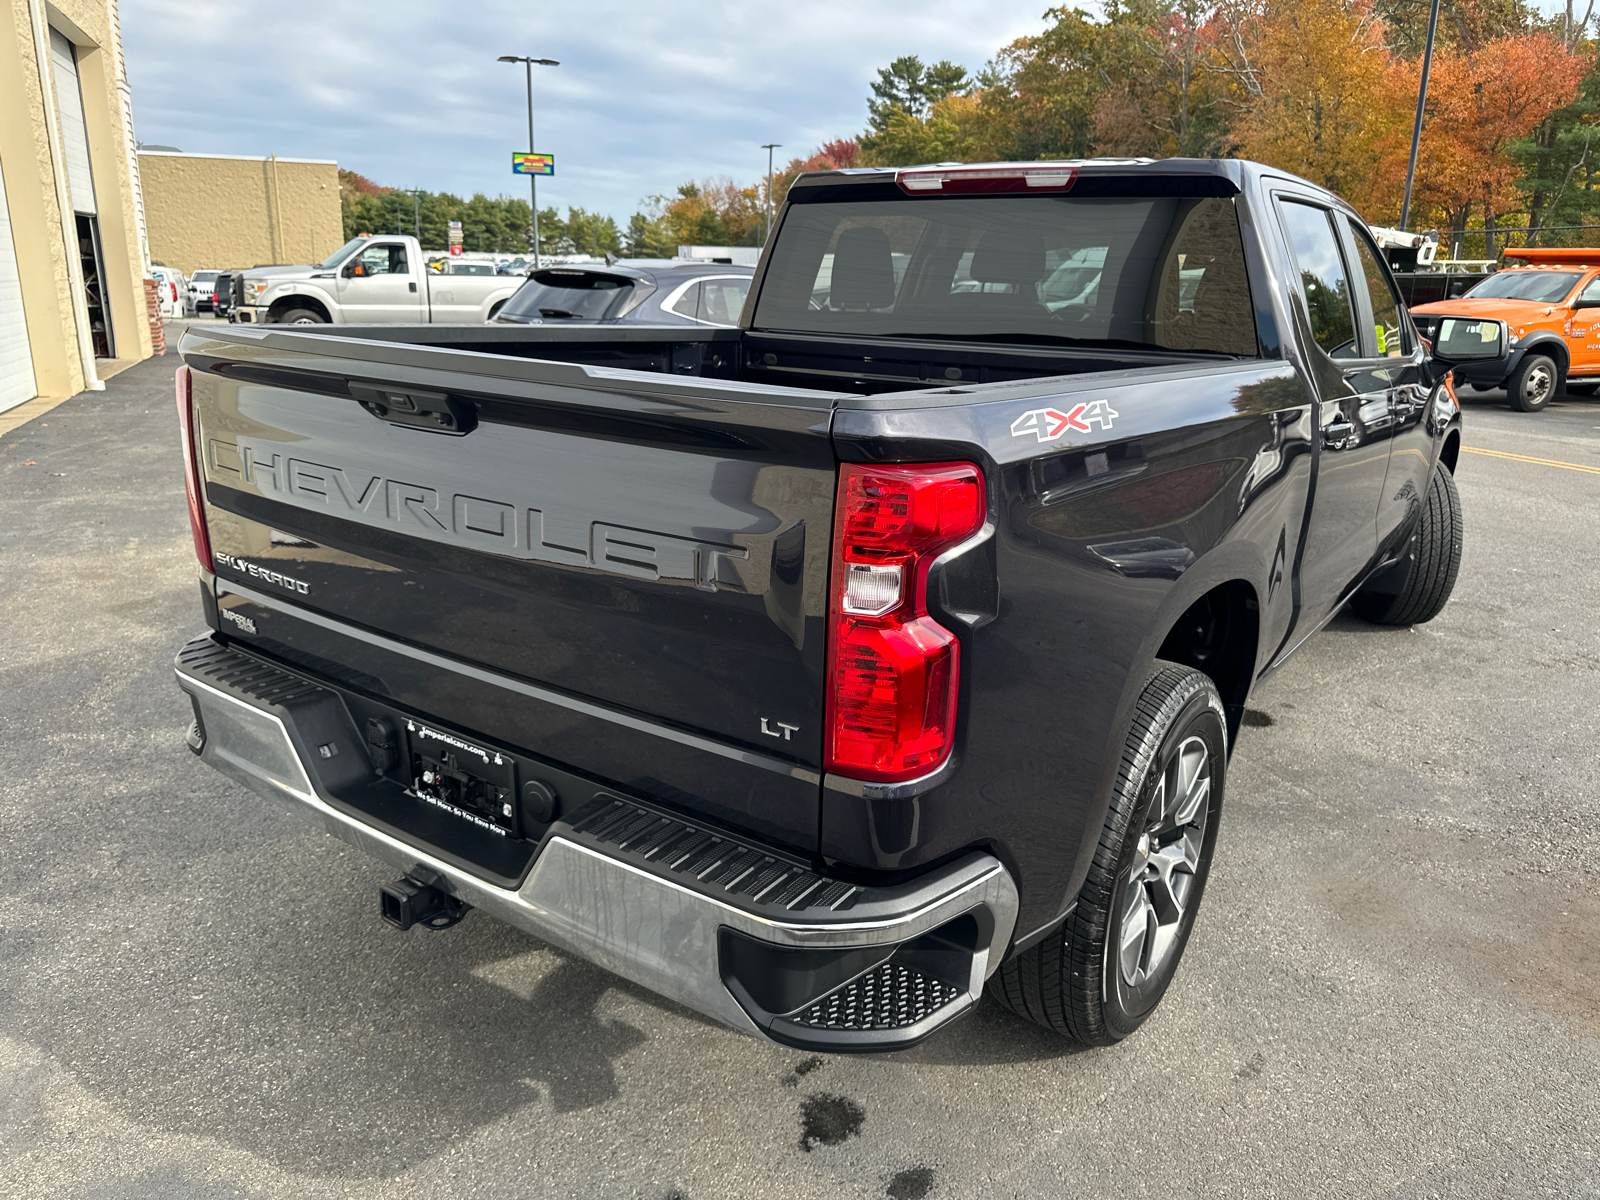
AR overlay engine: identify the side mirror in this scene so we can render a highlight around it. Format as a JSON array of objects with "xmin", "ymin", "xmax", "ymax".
[
  {"xmin": 344, "ymin": 261, "xmax": 364, "ymax": 278},
  {"xmin": 1430, "ymin": 316, "xmax": 1507, "ymax": 363}
]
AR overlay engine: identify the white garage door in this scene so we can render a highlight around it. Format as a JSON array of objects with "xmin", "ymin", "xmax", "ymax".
[
  {"xmin": 49, "ymin": 28, "xmax": 96, "ymax": 215},
  {"xmin": 0, "ymin": 153, "xmax": 38, "ymax": 414}
]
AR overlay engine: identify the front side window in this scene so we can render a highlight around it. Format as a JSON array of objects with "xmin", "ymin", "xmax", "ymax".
[
  {"xmin": 1462, "ymin": 270, "xmax": 1582, "ymax": 303},
  {"xmin": 753, "ymin": 194, "xmax": 1257, "ymax": 356},
  {"xmin": 1348, "ymin": 221, "xmax": 1406, "ymax": 357},
  {"xmin": 1280, "ymin": 202, "xmax": 1357, "ymax": 359},
  {"xmin": 356, "ymin": 244, "xmax": 407, "ymax": 275}
]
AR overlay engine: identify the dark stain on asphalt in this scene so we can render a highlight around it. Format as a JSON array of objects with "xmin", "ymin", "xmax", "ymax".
[
  {"xmin": 799, "ymin": 1093, "xmax": 864, "ymax": 1151},
  {"xmin": 781, "ymin": 1055, "xmax": 825, "ymax": 1087},
  {"xmin": 1235, "ymin": 1051, "xmax": 1266, "ymax": 1080},
  {"xmin": 1242, "ymin": 708, "xmax": 1275, "ymax": 727},
  {"xmin": 887, "ymin": 1166, "xmax": 937, "ymax": 1198}
]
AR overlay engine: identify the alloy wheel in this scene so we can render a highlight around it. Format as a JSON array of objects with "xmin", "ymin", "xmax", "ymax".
[{"xmin": 1119, "ymin": 735, "xmax": 1211, "ymax": 987}]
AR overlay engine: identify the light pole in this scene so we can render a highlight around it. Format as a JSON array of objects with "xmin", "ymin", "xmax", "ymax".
[
  {"xmin": 401, "ymin": 188, "xmax": 422, "ymax": 242},
  {"xmin": 762, "ymin": 143, "xmax": 782, "ymax": 246},
  {"xmin": 498, "ymin": 54, "xmax": 560, "ymax": 265},
  {"xmin": 1400, "ymin": 0, "xmax": 1441, "ymax": 232}
]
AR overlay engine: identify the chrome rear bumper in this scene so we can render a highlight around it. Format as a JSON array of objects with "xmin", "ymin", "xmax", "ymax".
[{"xmin": 175, "ymin": 637, "xmax": 1018, "ymax": 1049}]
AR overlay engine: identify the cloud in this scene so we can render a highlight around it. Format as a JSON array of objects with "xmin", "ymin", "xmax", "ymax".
[{"xmin": 121, "ymin": 0, "xmax": 1049, "ymax": 220}]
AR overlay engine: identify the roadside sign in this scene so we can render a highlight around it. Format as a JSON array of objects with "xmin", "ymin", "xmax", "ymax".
[
  {"xmin": 449, "ymin": 245, "xmax": 463, "ymax": 256},
  {"xmin": 447, "ymin": 219, "xmax": 463, "ymax": 247},
  {"xmin": 512, "ymin": 153, "xmax": 555, "ymax": 176}
]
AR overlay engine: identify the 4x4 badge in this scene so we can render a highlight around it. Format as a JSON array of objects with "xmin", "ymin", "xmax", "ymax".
[{"xmin": 1011, "ymin": 401, "xmax": 1119, "ymax": 442}]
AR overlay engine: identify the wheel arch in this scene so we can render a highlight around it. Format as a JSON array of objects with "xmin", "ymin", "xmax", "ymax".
[
  {"xmin": 1439, "ymin": 427, "xmax": 1461, "ymax": 474},
  {"xmin": 267, "ymin": 294, "xmax": 332, "ymax": 323},
  {"xmin": 1519, "ymin": 335, "xmax": 1568, "ymax": 375},
  {"xmin": 1153, "ymin": 578, "xmax": 1261, "ymax": 748}
]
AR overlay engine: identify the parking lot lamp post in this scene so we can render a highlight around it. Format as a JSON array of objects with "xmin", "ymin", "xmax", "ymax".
[
  {"xmin": 762, "ymin": 143, "xmax": 781, "ymax": 246},
  {"xmin": 498, "ymin": 55, "xmax": 560, "ymax": 266},
  {"xmin": 1400, "ymin": 0, "xmax": 1441, "ymax": 232}
]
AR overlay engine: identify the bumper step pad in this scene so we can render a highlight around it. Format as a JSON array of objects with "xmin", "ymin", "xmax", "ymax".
[
  {"xmin": 566, "ymin": 795, "xmax": 859, "ymax": 919},
  {"xmin": 790, "ymin": 962, "xmax": 962, "ymax": 1032}
]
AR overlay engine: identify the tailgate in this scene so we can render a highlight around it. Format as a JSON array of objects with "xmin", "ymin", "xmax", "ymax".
[{"xmin": 182, "ymin": 327, "xmax": 839, "ymax": 851}]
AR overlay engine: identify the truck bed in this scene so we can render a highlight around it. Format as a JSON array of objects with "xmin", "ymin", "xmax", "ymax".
[{"xmin": 244, "ymin": 321, "xmax": 1236, "ymax": 395}]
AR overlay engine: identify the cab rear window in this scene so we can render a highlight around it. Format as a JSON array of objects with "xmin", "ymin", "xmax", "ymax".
[{"xmin": 753, "ymin": 194, "xmax": 1258, "ymax": 356}]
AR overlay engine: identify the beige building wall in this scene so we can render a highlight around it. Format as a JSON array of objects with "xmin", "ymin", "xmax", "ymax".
[
  {"xmin": 0, "ymin": 0, "xmax": 154, "ymax": 403},
  {"xmin": 140, "ymin": 153, "xmax": 342, "ymax": 275}
]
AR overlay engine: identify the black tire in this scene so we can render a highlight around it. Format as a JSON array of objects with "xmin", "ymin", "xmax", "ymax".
[
  {"xmin": 273, "ymin": 308, "xmax": 326, "ymax": 325},
  {"xmin": 1507, "ymin": 353, "xmax": 1557, "ymax": 412},
  {"xmin": 988, "ymin": 663, "xmax": 1227, "ymax": 1045},
  {"xmin": 1349, "ymin": 462, "xmax": 1463, "ymax": 626}
]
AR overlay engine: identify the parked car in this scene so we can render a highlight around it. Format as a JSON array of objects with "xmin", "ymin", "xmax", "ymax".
[
  {"xmin": 188, "ymin": 269, "xmax": 221, "ymax": 313},
  {"xmin": 496, "ymin": 257, "xmax": 530, "ymax": 275},
  {"xmin": 492, "ymin": 262, "xmax": 754, "ymax": 327},
  {"xmin": 150, "ymin": 265, "xmax": 191, "ymax": 319},
  {"xmin": 211, "ymin": 270, "xmax": 242, "ymax": 321},
  {"xmin": 230, "ymin": 237, "xmax": 519, "ymax": 325},
  {"xmin": 173, "ymin": 158, "xmax": 1495, "ymax": 1052},
  {"xmin": 1410, "ymin": 245, "xmax": 1600, "ymax": 410}
]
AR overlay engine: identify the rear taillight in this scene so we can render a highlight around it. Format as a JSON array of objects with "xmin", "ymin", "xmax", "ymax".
[
  {"xmin": 175, "ymin": 365, "xmax": 212, "ymax": 570},
  {"xmin": 825, "ymin": 462, "xmax": 986, "ymax": 783}
]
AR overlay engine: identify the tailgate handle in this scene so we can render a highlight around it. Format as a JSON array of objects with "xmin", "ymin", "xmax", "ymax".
[{"xmin": 348, "ymin": 383, "xmax": 476, "ymax": 435}]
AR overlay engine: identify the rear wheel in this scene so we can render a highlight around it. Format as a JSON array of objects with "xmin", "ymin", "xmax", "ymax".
[
  {"xmin": 274, "ymin": 308, "xmax": 326, "ymax": 325},
  {"xmin": 1350, "ymin": 462, "xmax": 1463, "ymax": 626},
  {"xmin": 1508, "ymin": 353, "xmax": 1557, "ymax": 412},
  {"xmin": 988, "ymin": 663, "xmax": 1226, "ymax": 1045}
]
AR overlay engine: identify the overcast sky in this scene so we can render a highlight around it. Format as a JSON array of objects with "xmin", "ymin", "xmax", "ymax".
[{"xmin": 120, "ymin": 0, "xmax": 1053, "ymax": 221}]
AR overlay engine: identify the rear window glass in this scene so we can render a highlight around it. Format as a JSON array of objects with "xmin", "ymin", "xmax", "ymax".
[
  {"xmin": 499, "ymin": 271, "xmax": 634, "ymax": 321},
  {"xmin": 753, "ymin": 194, "xmax": 1257, "ymax": 356},
  {"xmin": 192, "ymin": 271, "xmax": 218, "ymax": 282},
  {"xmin": 1461, "ymin": 270, "xmax": 1582, "ymax": 303}
]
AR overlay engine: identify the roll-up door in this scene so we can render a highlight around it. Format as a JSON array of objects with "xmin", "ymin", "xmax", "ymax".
[
  {"xmin": 0, "ymin": 154, "xmax": 38, "ymax": 413},
  {"xmin": 50, "ymin": 29, "xmax": 114, "ymax": 358},
  {"xmin": 49, "ymin": 28, "xmax": 96, "ymax": 215}
]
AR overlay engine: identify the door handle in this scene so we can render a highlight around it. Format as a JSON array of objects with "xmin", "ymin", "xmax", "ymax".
[
  {"xmin": 1322, "ymin": 415, "xmax": 1356, "ymax": 448},
  {"xmin": 409, "ymin": 282, "xmax": 418, "ymax": 293}
]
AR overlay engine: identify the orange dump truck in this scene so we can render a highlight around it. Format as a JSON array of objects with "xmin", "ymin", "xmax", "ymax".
[{"xmin": 1410, "ymin": 247, "xmax": 1600, "ymax": 412}]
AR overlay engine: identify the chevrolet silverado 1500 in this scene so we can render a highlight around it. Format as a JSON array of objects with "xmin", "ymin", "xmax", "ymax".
[{"xmin": 173, "ymin": 159, "xmax": 1500, "ymax": 1051}]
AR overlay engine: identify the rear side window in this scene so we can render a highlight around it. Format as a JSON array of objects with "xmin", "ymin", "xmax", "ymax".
[
  {"xmin": 753, "ymin": 194, "xmax": 1257, "ymax": 356},
  {"xmin": 499, "ymin": 271, "xmax": 634, "ymax": 321},
  {"xmin": 666, "ymin": 276, "xmax": 751, "ymax": 325},
  {"xmin": 1279, "ymin": 202, "xmax": 1357, "ymax": 359}
]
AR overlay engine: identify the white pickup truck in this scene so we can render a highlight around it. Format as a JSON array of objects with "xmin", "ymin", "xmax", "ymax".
[{"xmin": 232, "ymin": 236, "xmax": 522, "ymax": 326}]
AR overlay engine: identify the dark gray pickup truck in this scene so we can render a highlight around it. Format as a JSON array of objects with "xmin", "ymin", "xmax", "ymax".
[{"xmin": 172, "ymin": 159, "xmax": 1501, "ymax": 1052}]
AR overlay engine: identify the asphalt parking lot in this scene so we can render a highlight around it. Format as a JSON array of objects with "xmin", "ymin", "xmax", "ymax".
[{"xmin": 1, "ymin": 343, "xmax": 1597, "ymax": 1199}]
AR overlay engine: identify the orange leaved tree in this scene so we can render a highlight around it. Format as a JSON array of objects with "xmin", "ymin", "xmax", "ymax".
[
  {"xmin": 1375, "ymin": 33, "xmax": 1589, "ymax": 252},
  {"xmin": 1223, "ymin": 0, "xmax": 1396, "ymax": 210}
]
